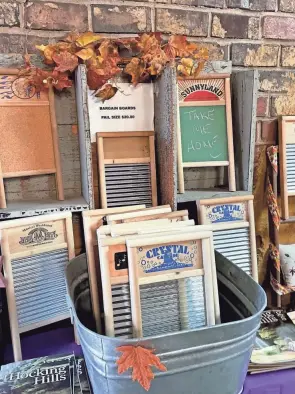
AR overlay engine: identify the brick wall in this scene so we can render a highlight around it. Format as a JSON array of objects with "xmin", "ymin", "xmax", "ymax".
[
  {"xmin": 2, "ymin": 1, "xmax": 295, "ymax": 137},
  {"xmin": 2, "ymin": 0, "xmax": 295, "ymax": 282}
]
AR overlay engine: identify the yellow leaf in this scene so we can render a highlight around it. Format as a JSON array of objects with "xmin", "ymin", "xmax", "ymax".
[
  {"xmin": 76, "ymin": 48, "xmax": 95, "ymax": 61},
  {"xmin": 76, "ymin": 32, "xmax": 100, "ymax": 47},
  {"xmin": 35, "ymin": 44, "xmax": 47, "ymax": 52}
]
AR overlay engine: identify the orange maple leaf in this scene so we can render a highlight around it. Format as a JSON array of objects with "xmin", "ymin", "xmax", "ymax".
[
  {"xmin": 116, "ymin": 345, "xmax": 167, "ymax": 391},
  {"xmin": 53, "ymin": 52, "xmax": 78, "ymax": 73}
]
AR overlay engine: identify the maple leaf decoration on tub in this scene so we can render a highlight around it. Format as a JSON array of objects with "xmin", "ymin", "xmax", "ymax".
[{"xmin": 116, "ymin": 345, "xmax": 167, "ymax": 391}]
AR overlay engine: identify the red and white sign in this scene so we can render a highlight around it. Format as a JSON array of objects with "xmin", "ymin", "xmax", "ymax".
[{"xmin": 178, "ymin": 79, "xmax": 225, "ymax": 103}]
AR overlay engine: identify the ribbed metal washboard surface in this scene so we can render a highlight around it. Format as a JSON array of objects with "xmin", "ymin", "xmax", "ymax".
[
  {"xmin": 111, "ymin": 283, "xmax": 133, "ymax": 338},
  {"xmin": 11, "ymin": 248, "xmax": 69, "ymax": 329},
  {"xmin": 213, "ymin": 227, "xmax": 252, "ymax": 276},
  {"xmin": 105, "ymin": 164, "xmax": 152, "ymax": 207},
  {"xmin": 140, "ymin": 277, "xmax": 206, "ymax": 337},
  {"xmin": 286, "ymin": 144, "xmax": 295, "ymax": 192}
]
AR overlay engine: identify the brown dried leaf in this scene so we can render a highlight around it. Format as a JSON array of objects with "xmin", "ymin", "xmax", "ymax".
[
  {"xmin": 76, "ymin": 48, "xmax": 95, "ymax": 61},
  {"xmin": 125, "ymin": 58, "xmax": 146, "ymax": 85},
  {"xmin": 99, "ymin": 39, "xmax": 119, "ymax": 59},
  {"xmin": 63, "ymin": 32, "xmax": 80, "ymax": 44},
  {"xmin": 116, "ymin": 346, "xmax": 167, "ymax": 391},
  {"xmin": 53, "ymin": 52, "xmax": 78, "ymax": 72},
  {"xmin": 51, "ymin": 71, "xmax": 72, "ymax": 90},
  {"xmin": 76, "ymin": 32, "xmax": 101, "ymax": 47},
  {"xmin": 87, "ymin": 68, "xmax": 108, "ymax": 91},
  {"xmin": 95, "ymin": 84, "xmax": 118, "ymax": 102}
]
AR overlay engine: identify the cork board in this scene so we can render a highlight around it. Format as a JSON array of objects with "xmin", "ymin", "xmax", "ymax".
[{"xmin": 0, "ymin": 74, "xmax": 56, "ymax": 176}]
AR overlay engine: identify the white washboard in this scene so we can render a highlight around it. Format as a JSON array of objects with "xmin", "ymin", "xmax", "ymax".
[
  {"xmin": 0, "ymin": 212, "xmax": 75, "ymax": 361},
  {"xmin": 198, "ymin": 195, "xmax": 258, "ymax": 282}
]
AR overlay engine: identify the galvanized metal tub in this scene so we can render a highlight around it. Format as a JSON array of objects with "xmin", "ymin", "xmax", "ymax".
[{"xmin": 66, "ymin": 251, "xmax": 266, "ymax": 394}]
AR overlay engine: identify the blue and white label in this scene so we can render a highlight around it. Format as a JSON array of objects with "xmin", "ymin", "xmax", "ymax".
[
  {"xmin": 137, "ymin": 242, "xmax": 199, "ymax": 274},
  {"xmin": 204, "ymin": 203, "xmax": 247, "ymax": 224}
]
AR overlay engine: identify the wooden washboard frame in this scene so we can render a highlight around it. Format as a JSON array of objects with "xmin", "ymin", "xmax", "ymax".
[
  {"xmin": 114, "ymin": 210, "xmax": 189, "ymax": 225},
  {"xmin": 0, "ymin": 68, "xmax": 64, "ymax": 208},
  {"xmin": 197, "ymin": 195, "xmax": 258, "ymax": 282},
  {"xmin": 106, "ymin": 206, "xmax": 172, "ymax": 224},
  {"xmin": 82, "ymin": 205, "xmax": 148, "ymax": 332},
  {"xmin": 177, "ymin": 74, "xmax": 236, "ymax": 194},
  {"xmin": 279, "ymin": 116, "xmax": 295, "ymax": 220},
  {"xmin": 127, "ymin": 229, "xmax": 216, "ymax": 338},
  {"xmin": 0, "ymin": 212, "xmax": 75, "ymax": 361},
  {"xmin": 96, "ymin": 131, "xmax": 157, "ymax": 208}
]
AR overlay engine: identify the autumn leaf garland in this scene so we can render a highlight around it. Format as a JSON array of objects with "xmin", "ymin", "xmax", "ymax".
[{"xmin": 22, "ymin": 31, "xmax": 209, "ymax": 102}]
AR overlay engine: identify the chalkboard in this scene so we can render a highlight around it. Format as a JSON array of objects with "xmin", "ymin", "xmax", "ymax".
[{"xmin": 179, "ymin": 105, "xmax": 228, "ymax": 163}]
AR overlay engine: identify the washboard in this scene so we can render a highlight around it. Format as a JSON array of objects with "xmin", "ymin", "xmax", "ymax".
[
  {"xmin": 82, "ymin": 205, "xmax": 146, "ymax": 332},
  {"xmin": 96, "ymin": 132, "xmax": 157, "ymax": 208},
  {"xmin": 98, "ymin": 221, "xmax": 196, "ymax": 337},
  {"xmin": 279, "ymin": 116, "xmax": 295, "ymax": 219},
  {"xmin": 0, "ymin": 212, "xmax": 75, "ymax": 361},
  {"xmin": 0, "ymin": 69, "xmax": 64, "ymax": 208},
  {"xmin": 106, "ymin": 206, "xmax": 172, "ymax": 225},
  {"xmin": 198, "ymin": 195, "xmax": 258, "ymax": 281},
  {"xmin": 127, "ymin": 229, "xmax": 216, "ymax": 338}
]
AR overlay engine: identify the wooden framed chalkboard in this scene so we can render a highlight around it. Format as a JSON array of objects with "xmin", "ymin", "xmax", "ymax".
[
  {"xmin": 177, "ymin": 74, "xmax": 236, "ymax": 193},
  {"xmin": 0, "ymin": 68, "xmax": 64, "ymax": 208}
]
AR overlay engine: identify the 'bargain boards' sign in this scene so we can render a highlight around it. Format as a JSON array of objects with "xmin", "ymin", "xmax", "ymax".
[
  {"xmin": 136, "ymin": 240, "xmax": 202, "ymax": 275},
  {"xmin": 88, "ymin": 83, "xmax": 154, "ymax": 142}
]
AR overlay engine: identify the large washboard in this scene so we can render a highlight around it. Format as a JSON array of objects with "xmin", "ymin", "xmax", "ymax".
[
  {"xmin": 0, "ymin": 212, "xmax": 75, "ymax": 361},
  {"xmin": 198, "ymin": 195, "xmax": 258, "ymax": 281},
  {"xmin": 279, "ymin": 116, "xmax": 295, "ymax": 219},
  {"xmin": 96, "ymin": 132, "xmax": 157, "ymax": 208},
  {"xmin": 98, "ymin": 220, "xmax": 195, "ymax": 338},
  {"xmin": 127, "ymin": 230, "xmax": 216, "ymax": 338}
]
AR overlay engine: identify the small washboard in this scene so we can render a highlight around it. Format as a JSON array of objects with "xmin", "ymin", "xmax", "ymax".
[
  {"xmin": 127, "ymin": 229, "xmax": 216, "ymax": 338},
  {"xmin": 96, "ymin": 132, "xmax": 157, "ymax": 208},
  {"xmin": 198, "ymin": 195, "xmax": 258, "ymax": 281}
]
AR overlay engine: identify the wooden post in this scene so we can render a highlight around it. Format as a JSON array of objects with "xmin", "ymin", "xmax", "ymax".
[
  {"xmin": 268, "ymin": 159, "xmax": 281, "ymax": 307},
  {"xmin": 48, "ymin": 83, "xmax": 64, "ymax": 201},
  {"xmin": 176, "ymin": 89, "xmax": 185, "ymax": 193},
  {"xmin": 149, "ymin": 135, "xmax": 158, "ymax": 206},
  {"xmin": 2, "ymin": 230, "xmax": 22, "ymax": 361},
  {"xmin": 97, "ymin": 136, "xmax": 107, "ymax": 208},
  {"xmin": 225, "ymin": 78, "xmax": 236, "ymax": 192},
  {"xmin": 0, "ymin": 160, "xmax": 6, "ymax": 209}
]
